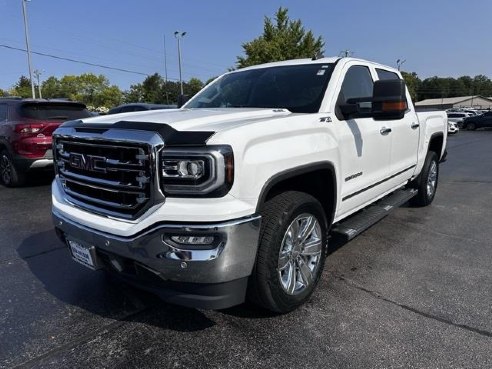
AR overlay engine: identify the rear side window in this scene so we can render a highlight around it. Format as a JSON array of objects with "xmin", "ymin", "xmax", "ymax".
[
  {"xmin": 19, "ymin": 103, "xmax": 91, "ymax": 120},
  {"xmin": 376, "ymin": 68, "xmax": 400, "ymax": 80},
  {"xmin": 0, "ymin": 104, "xmax": 7, "ymax": 121}
]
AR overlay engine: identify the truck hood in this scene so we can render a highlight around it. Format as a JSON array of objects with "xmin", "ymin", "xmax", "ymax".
[{"xmin": 81, "ymin": 108, "xmax": 293, "ymax": 133}]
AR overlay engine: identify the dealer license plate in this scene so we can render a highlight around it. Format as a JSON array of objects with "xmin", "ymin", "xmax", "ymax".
[{"xmin": 68, "ymin": 239, "xmax": 97, "ymax": 269}]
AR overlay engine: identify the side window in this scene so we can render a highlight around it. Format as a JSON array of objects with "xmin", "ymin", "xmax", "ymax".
[
  {"xmin": 376, "ymin": 68, "xmax": 400, "ymax": 81},
  {"xmin": 0, "ymin": 104, "xmax": 7, "ymax": 122},
  {"xmin": 336, "ymin": 65, "xmax": 374, "ymax": 120}
]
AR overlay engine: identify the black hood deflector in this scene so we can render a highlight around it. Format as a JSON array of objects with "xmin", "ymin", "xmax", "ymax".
[{"xmin": 61, "ymin": 120, "xmax": 215, "ymax": 146}]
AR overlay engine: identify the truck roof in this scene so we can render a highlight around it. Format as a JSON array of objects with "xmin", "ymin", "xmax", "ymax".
[{"xmin": 236, "ymin": 56, "xmax": 400, "ymax": 74}]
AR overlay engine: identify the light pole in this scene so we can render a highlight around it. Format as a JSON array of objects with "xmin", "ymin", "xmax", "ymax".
[
  {"xmin": 397, "ymin": 58, "xmax": 406, "ymax": 71},
  {"xmin": 33, "ymin": 69, "xmax": 42, "ymax": 99},
  {"xmin": 21, "ymin": 0, "xmax": 36, "ymax": 99},
  {"xmin": 174, "ymin": 31, "xmax": 186, "ymax": 96}
]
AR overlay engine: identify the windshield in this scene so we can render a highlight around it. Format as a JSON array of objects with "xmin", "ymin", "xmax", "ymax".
[{"xmin": 185, "ymin": 63, "xmax": 334, "ymax": 113}]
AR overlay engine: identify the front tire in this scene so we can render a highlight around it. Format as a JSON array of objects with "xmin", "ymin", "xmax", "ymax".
[
  {"xmin": 466, "ymin": 122, "xmax": 476, "ymax": 130},
  {"xmin": 0, "ymin": 150, "xmax": 25, "ymax": 187},
  {"xmin": 410, "ymin": 151, "xmax": 439, "ymax": 207},
  {"xmin": 248, "ymin": 191, "xmax": 328, "ymax": 313}
]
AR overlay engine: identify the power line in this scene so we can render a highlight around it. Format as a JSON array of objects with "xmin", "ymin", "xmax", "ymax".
[{"xmin": 0, "ymin": 43, "xmax": 150, "ymax": 77}]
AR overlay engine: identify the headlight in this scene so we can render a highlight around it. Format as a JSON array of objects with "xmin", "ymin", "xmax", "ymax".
[{"xmin": 160, "ymin": 145, "xmax": 234, "ymax": 197}]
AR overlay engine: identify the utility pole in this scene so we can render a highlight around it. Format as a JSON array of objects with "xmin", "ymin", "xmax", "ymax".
[
  {"xmin": 163, "ymin": 34, "xmax": 169, "ymax": 104},
  {"xmin": 21, "ymin": 0, "xmax": 36, "ymax": 99},
  {"xmin": 33, "ymin": 69, "xmax": 42, "ymax": 99},
  {"xmin": 174, "ymin": 31, "xmax": 186, "ymax": 96},
  {"xmin": 163, "ymin": 35, "xmax": 168, "ymax": 83}
]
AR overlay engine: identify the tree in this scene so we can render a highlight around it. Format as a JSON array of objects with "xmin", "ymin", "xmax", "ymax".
[
  {"xmin": 237, "ymin": 7, "xmax": 324, "ymax": 68},
  {"xmin": 41, "ymin": 76, "xmax": 63, "ymax": 98},
  {"xmin": 401, "ymin": 72, "xmax": 421, "ymax": 101},
  {"xmin": 124, "ymin": 83, "xmax": 145, "ymax": 103},
  {"xmin": 0, "ymin": 89, "xmax": 7, "ymax": 97},
  {"xmin": 185, "ymin": 77, "xmax": 204, "ymax": 96},
  {"xmin": 141, "ymin": 73, "xmax": 164, "ymax": 103},
  {"xmin": 40, "ymin": 73, "xmax": 123, "ymax": 108},
  {"xmin": 10, "ymin": 76, "xmax": 33, "ymax": 98}
]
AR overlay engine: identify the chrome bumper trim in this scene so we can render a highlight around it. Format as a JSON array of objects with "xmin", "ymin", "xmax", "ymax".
[
  {"xmin": 53, "ymin": 210, "xmax": 261, "ymax": 284},
  {"xmin": 29, "ymin": 159, "xmax": 53, "ymax": 169}
]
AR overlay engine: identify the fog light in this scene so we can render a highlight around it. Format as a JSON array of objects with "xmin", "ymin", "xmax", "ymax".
[{"xmin": 170, "ymin": 235, "xmax": 214, "ymax": 245}]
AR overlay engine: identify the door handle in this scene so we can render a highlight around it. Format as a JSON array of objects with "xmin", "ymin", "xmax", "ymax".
[
  {"xmin": 411, "ymin": 122, "xmax": 420, "ymax": 129},
  {"xmin": 380, "ymin": 127, "xmax": 392, "ymax": 135}
]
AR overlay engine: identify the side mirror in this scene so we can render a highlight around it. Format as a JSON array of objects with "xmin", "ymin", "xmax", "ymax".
[
  {"xmin": 372, "ymin": 79, "xmax": 408, "ymax": 120},
  {"xmin": 177, "ymin": 94, "xmax": 190, "ymax": 108}
]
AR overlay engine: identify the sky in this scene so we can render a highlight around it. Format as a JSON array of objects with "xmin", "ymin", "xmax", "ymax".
[{"xmin": 1, "ymin": 0, "xmax": 491, "ymax": 91}]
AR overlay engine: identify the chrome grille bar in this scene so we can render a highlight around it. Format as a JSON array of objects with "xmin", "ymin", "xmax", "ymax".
[{"xmin": 54, "ymin": 137, "xmax": 154, "ymax": 219}]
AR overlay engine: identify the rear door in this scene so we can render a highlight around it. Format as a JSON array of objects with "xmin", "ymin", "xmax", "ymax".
[{"xmin": 375, "ymin": 68, "xmax": 419, "ymax": 179}]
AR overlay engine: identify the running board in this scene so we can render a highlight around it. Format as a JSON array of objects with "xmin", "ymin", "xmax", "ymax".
[{"xmin": 331, "ymin": 188, "xmax": 418, "ymax": 241}]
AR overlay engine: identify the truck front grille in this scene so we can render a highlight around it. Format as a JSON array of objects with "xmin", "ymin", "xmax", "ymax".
[{"xmin": 54, "ymin": 138, "xmax": 153, "ymax": 219}]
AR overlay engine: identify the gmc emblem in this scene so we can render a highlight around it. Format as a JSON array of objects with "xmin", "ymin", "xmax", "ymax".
[{"xmin": 69, "ymin": 153, "xmax": 107, "ymax": 173}]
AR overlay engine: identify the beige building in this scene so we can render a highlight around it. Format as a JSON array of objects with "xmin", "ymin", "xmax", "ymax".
[{"xmin": 415, "ymin": 95, "xmax": 492, "ymax": 110}]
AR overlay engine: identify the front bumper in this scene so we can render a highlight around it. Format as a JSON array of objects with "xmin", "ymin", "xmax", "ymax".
[{"xmin": 53, "ymin": 210, "xmax": 261, "ymax": 309}]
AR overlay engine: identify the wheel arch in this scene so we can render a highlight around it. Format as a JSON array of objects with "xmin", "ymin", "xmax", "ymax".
[
  {"xmin": 255, "ymin": 162, "xmax": 337, "ymax": 227},
  {"xmin": 428, "ymin": 132, "xmax": 444, "ymax": 159}
]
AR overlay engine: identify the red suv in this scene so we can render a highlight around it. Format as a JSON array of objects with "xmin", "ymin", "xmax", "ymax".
[{"xmin": 0, "ymin": 98, "xmax": 91, "ymax": 186}]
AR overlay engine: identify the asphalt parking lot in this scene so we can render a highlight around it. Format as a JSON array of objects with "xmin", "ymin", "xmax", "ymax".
[{"xmin": 1, "ymin": 130, "xmax": 491, "ymax": 369}]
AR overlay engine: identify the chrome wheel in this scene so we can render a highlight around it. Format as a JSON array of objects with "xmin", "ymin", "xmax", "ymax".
[
  {"xmin": 426, "ymin": 160, "xmax": 437, "ymax": 198},
  {"xmin": 277, "ymin": 213, "xmax": 322, "ymax": 295},
  {"xmin": 0, "ymin": 154, "xmax": 12, "ymax": 185}
]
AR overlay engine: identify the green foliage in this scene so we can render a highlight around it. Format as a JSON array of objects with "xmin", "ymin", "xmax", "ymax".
[
  {"xmin": 237, "ymin": 7, "xmax": 324, "ymax": 68},
  {"xmin": 401, "ymin": 72, "xmax": 421, "ymax": 101},
  {"xmin": 123, "ymin": 74, "xmax": 204, "ymax": 105},
  {"xmin": 38, "ymin": 73, "xmax": 123, "ymax": 108},
  {"xmin": 0, "ymin": 88, "xmax": 8, "ymax": 97},
  {"xmin": 416, "ymin": 74, "xmax": 492, "ymax": 101},
  {"xmin": 185, "ymin": 77, "xmax": 204, "ymax": 96},
  {"xmin": 10, "ymin": 76, "xmax": 33, "ymax": 98}
]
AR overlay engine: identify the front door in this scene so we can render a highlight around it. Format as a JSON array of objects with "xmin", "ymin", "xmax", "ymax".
[{"xmin": 332, "ymin": 64, "xmax": 393, "ymax": 219}]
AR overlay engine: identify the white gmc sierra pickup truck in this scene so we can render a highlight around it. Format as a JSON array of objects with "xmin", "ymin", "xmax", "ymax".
[{"xmin": 52, "ymin": 57, "xmax": 447, "ymax": 313}]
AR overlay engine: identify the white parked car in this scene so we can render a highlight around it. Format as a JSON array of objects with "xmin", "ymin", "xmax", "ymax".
[
  {"xmin": 447, "ymin": 112, "xmax": 473, "ymax": 128},
  {"xmin": 448, "ymin": 120, "xmax": 459, "ymax": 134}
]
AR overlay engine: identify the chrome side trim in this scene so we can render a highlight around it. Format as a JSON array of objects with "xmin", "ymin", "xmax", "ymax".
[{"xmin": 53, "ymin": 208, "xmax": 261, "ymax": 243}]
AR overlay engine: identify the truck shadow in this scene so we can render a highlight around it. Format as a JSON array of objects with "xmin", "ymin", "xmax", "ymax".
[
  {"xmin": 18, "ymin": 230, "xmax": 354, "ymax": 324},
  {"xmin": 17, "ymin": 230, "xmax": 217, "ymax": 332}
]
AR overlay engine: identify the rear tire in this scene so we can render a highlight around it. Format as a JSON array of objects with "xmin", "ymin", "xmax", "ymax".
[
  {"xmin": 0, "ymin": 150, "xmax": 26, "ymax": 187},
  {"xmin": 248, "ymin": 191, "xmax": 328, "ymax": 313},
  {"xmin": 410, "ymin": 151, "xmax": 439, "ymax": 207}
]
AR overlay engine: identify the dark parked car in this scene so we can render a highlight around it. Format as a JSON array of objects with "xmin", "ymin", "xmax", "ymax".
[
  {"xmin": 463, "ymin": 111, "xmax": 492, "ymax": 130},
  {"xmin": 0, "ymin": 98, "xmax": 91, "ymax": 186},
  {"xmin": 107, "ymin": 103, "xmax": 177, "ymax": 114}
]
